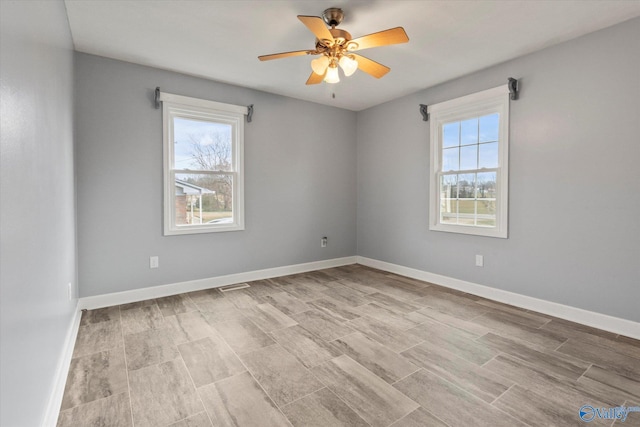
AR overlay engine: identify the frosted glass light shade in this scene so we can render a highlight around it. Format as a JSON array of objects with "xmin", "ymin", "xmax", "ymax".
[
  {"xmin": 339, "ymin": 55, "xmax": 358, "ymax": 77},
  {"xmin": 324, "ymin": 65, "xmax": 340, "ymax": 84},
  {"xmin": 311, "ymin": 56, "xmax": 329, "ymax": 75}
]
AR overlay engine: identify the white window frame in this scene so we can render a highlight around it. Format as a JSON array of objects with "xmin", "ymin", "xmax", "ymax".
[
  {"xmin": 162, "ymin": 92, "xmax": 245, "ymax": 235},
  {"xmin": 429, "ymin": 85, "xmax": 509, "ymax": 238}
]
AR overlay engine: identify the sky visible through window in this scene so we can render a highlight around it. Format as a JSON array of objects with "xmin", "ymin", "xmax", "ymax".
[
  {"xmin": 173, "ymin": 117, "xmax": 231, "ymax": 169},
  {"xmin": 442, "ymin": 113, "xmax": 499, "ymax": 172}
]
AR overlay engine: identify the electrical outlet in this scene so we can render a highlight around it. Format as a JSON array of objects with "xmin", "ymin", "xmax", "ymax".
[
  {"xmin": 321, "ymin": 237, "xmax": 328, "ymax": 248},
  {"xmin": 475, "ymin": 254, "xmax": 484, "ymax": 267},
  {"xmin": 150, "ymin": 256, "xmax": 159, "ymax": 269},
  {"xmin": 67, "ymin": 282, "xmax": 73, "ymax": 300}
]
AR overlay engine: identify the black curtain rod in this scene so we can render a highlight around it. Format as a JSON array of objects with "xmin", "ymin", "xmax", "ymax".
[{"xmin": 419, "ymin": 77, "xmax": 519, "ymax": 122}]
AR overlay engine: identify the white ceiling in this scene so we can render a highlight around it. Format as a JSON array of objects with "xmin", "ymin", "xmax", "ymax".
[{"xmin": 64, "ymin": 1, "xmax": 640, "ymax": 111}]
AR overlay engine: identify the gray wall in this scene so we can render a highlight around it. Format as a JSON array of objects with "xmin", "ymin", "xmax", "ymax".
[
  {"xmin": 75, "ymin": 53, "xmax": 357, "ymax": 297},
  {"xmin": 357, "ymin": 18, "xmax": 640, "ymax": 322},
  {"xmin": 0, "ymin": 1, "xmax": 77, "ymax": 425}
]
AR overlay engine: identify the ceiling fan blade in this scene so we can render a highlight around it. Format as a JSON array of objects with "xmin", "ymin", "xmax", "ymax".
[
  {"xmin": 306, "ymin": 71, "xmax": 325, "ymax": 85},
  {"xmin": 350, "ymin": 27, "xmax": 409, "ymax": 51},
  {"xmin": 258, "ymin": 50, "xmax": 311, "ymax": 61},
  {"xmin": 352, "ymin": 54, "xmax": 390, "ymax": 79},
  {"xmin": 298, "ymin": 15, "xmax": 334, "ymax": 44}
]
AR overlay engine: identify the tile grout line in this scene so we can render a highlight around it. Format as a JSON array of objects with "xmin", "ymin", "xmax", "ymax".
[
  {"xmin": 57, "ymin": 311, "xmax": 129, "ymax": 419},
  {"xmin": 244, "ymin": 279, "xmax": 379, "ymax": 426},
  {"xmin": 57, "ymin": 390, "xmax": 128, "ymax": 418},
  {"xmin": 553, "ymin": 337, "xmax": 570, "ymax": 352},
  {"xmin": 326, "ymin": 326, "xmax": 360, "ymax": 341},
  {"xmin": 343, "ymin": 317, "xmax": 427, "ymax": 354},
  {"xmin": 118, "ymin": 305, "xmax": 137, "ymax": 427},
  {"xmin": 472, "ymin": 331, "xmax": 491, "ymax": 344},
  {"xmin": 395, "ymin": 337, "xmax": 426, "ymax": 354},
  {"xmin": 488, "ymin": 382, "xmax": 516, "ymax": 406},
  {"xmin": 387, "ymin": 404, "xmax": 452, "ymax": 427},
  {"xmin": 189, "ymin": 289, "xmax": 273, "ymax": 421},
  {"xmin": 175, "ymin": 338, "xmax": 216, "ymax": 427},
  {"xmin": 479, "ymin": 352, "xmax": 501, "ymax": 368},
  {"xmin": 410, "ymin": 365, "xmax": 533, "ymax": 427},
  {"xmin": 383, "ymin": 409, "xmax": 418, "ymax": 427},
  {"xmin": 126, "ymin": 298, "xmax": 210, "ymax": 426},
  {"xmin": 575, "ymin": 363, "xmax": 594, "ymax": 382},
  {"xmin": 305, "ymin": 361, "xmax": 376, "ymax": 427},
  {"xmin": 472, "ymin": 333, "xmax": 593, "ymax": 381},
  {"xmin": 390, "ymin": 360, "xmax": 423, "ymax": 386},
  {"xmin": 279, "ymin": 385, "xmax": 330, "ymax": 409},
  {"xmin": 487, "ymin": 385, "xmax": 538, "ymax": 427},
  {"xmin": 537, "ymin": 317, "xmax": 553, "ymax": 330},
  {"xmin": 210, "ymin": 314, "xmax": 296, "ymax": 427}
]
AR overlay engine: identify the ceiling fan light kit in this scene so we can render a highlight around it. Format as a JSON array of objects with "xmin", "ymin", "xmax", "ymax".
[
  {"xmin": 324, "ymin": 64, "xmax": 340, "ymax": 83},
  {"xmin": 311, "ymin": 55, "xmax": 329, "ymax": 75},
  {"xmin": 339, "ymin": 55, "xmax": 358, "ymax": 77},
  {"xmin": 258, "ymin": 7, "xmax": 409, "ymax": 85}
]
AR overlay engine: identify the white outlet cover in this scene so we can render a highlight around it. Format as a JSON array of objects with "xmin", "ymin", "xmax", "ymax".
[{"xmin": 475, "ymin": 255, "xmax": 484, "ymax": 267}]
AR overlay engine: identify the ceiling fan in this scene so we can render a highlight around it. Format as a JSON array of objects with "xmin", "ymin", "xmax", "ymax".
[{"xmin": 258, "ymin": 8, "xmax": 409, "ymax": 85}]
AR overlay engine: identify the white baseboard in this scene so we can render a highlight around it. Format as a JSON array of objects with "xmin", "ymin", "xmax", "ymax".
[
  {"xmin": 357, "ymin": 256, "xmax": 640, "ymax": 340},
  {"xmin": 42, "ymin": 302, "xmax": 82, "ymax": 427},
  {"xmin": 79, "ymin": 256, "xmax": 358, "ymax": 310}
]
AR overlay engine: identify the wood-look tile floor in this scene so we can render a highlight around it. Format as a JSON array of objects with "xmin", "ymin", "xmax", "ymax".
[{"xmin": 57, "ymin": 265, "xmax": 640, "ymax": 427}]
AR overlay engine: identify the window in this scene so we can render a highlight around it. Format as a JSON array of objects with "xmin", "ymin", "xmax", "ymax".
[
  {"xmin": 429, "ymin": 86, "xmax": 509, "ymax": 238},
  {"xmin": 162, "ymin": 93, "xmax": 245, "ymax": 235}
]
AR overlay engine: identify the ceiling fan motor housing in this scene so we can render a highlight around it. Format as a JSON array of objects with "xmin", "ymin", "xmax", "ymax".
[{"xmin": 322, "ymin": 8, "xmax": 344, "ymax": 27}]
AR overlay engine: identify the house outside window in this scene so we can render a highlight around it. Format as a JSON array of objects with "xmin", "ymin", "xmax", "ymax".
[
  {"xmin": 162, "ymin": 93, "xmax": 245, "ymax": 235},
  {"xmin": 428, "ymin": 86, "xmax": 510, "ymax": 238}
]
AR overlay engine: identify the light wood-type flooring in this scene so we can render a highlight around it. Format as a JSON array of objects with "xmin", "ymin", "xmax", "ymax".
[{"xmin": 57, "ymin": 265, "xmax": 640, "ymax": 427}]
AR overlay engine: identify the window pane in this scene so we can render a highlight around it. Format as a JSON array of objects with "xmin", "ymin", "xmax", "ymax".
[
  {"xmin": 173, "ymin": 117, "xmax": 233, "ymax": 171},
  {"xmin": 457, "ymin": 200, "xmax": 476, "ymax": 225},
  {"xmin": 175, "ymin": 173, "xmax": 233, "ymax": 226},
  {"xmin": 440, "ymin": 174, "xmax": 458, "ymax": 224},
  {"xmin": 479, "ymin": 113, "xmax": 499, "ymax": 143},
  {"xmin": 460, "ymin": 118, "xmax": 478, "ymax": 145},
  {"xmin": 477, "ymin": 200, "xmax": 496, "ymax": 227},
  {"xmin": 440, "ymin": 174, "xmax": 458, "ymax": 198},
  {"xmin": 443, "ymin": 122, "xmax": 460, "ymax": 148},
  {"xmin": 478, "ymin": 142, "xmax": 498, "ymax": 169},
  {"xmin": 442, "ymin": 147, "xmax": 459, "ymax": 171},
  {"xmin": 476, "ymin": 171, "xmax": 496, "ymax": 199},
  {"xmin": 440, "ymin": 200, "xmax": 458, "ymax": 224},
  {"xmin": 476, "ymin": 172, "xmax": 496, "ymax": 227},
  {"xmin": 460, "ymin": 145, "xmax": 478, "ymax": 171},
  {"xmin": 458, "ymin": 173, "xmax": 475, "ymax": 199}
]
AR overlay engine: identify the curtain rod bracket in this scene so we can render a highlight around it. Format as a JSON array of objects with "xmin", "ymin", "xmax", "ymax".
[
  {"xmin": 155, "ymin": 87, "xmax": 161, "ymax": 109},
  {"xmin": 419, "ymin": 104, "xmax": 429, "ymax": 121},
  {"xmin": 508, "ymin": 78, "xmax": 519, "ymax": 100},
  {"xmin": 247, "ymin": 104, "xmax": 254, "ymax": 123}
]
